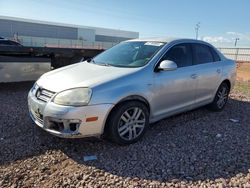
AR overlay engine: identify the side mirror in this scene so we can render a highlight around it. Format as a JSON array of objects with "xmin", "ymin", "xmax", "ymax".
[
  {"xmin": 158, "ymin": 60, "xmax": 177, "ymax": 71},
  {"xmin": 80, "ymin": 57, "xmax": 85, "ymax": 62}
]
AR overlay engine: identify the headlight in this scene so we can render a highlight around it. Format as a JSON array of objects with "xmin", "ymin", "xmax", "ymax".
[
  {"xmin": 31, "ymin": 83, "xmax": 39, "ymax": 95},
  {"xmin": 53, "ymin": 88, "xmax": 92, "ymax": 106}
]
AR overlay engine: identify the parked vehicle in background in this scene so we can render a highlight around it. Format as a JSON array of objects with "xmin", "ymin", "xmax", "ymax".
[
  {"xmin": 0, "ymin": 38, "xmax": 22, "ymax": 46},
  {"xmin": 0, "ymin": 37, "xmax": 51, "ymax": 83},
  {"xmin": 28, "ymin": 38, "xmax": 236, "ymax": 145}
]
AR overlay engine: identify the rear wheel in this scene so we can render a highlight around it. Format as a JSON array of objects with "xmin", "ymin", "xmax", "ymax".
[
  {"xmin": 208, "ymin": 82, "xmax": 230, "ymax": 111},
  {"xmin": 106, "ymin": 101, "xmax": 149, "ymax": 145}
]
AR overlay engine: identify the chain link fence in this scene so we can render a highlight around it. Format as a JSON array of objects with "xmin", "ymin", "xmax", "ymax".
[{"xmin": 217, "ymin": 48, "xmax": 250, "ymax": 62}]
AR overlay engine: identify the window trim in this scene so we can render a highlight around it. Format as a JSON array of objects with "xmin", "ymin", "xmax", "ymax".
[{"xmin": 153, "ymin": 41, "xmax": 221, "ymax": 72}]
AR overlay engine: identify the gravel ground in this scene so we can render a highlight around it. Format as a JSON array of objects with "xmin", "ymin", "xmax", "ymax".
[{"xmin": 0, "ymin": 82, "xmax": 250, "ymax": 188}]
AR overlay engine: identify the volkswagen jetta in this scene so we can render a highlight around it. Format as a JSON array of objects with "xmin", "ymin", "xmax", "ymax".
[{"xmin": 28, "ymin": 38, "xmax": 236, "ymax": 145}]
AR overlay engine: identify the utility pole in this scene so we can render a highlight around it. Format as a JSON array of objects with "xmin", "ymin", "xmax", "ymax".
[
  {"xmin": 195, "ymin": 22, "xmax": 200, "ymax": 40},
  {"xmin": 234, "ymin": 38, "xmax": 239, "ymax": 47}
]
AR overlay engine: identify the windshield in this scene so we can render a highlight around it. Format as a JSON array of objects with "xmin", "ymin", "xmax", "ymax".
[{"xmin": 92, "ymin": 41, "xmax": 165, "ymax": 67}]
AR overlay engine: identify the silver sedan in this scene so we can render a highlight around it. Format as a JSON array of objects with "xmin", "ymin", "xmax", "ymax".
[{"xmin": 28, "ymin": 38, "xmax": 236, "ymax": 145}]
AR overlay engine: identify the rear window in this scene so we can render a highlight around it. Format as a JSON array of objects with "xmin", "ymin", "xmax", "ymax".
[
  {"xmin": 209, "ymin": 47, "xmax": 221, "ymax": 62},
  {"xmin": 192, "ymin": 44, "xmax": 214, "ymax": 64}
]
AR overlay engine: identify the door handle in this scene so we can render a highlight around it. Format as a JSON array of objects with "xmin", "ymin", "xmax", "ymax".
[
  {"xmin": 217, "ymin": 69, "xmax": 221, "ymax": 74},
  {"xmin": 191, "ymin": 74, "xmax": 197, "ymax": 79}
]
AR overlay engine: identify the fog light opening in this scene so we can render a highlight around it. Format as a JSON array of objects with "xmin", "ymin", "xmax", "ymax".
[
  {"xmin": 69, "ymin": 123, "xmax": 78, "ymax": 132},
  {"xmin": 50, "ymin": 121, "xmax": 64, "ymax": 131}
]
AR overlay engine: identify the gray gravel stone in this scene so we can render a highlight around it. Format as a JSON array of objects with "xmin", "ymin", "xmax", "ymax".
[{"xmin": 0, "ymin": 82, "xmax": 250, "ymax": 187}]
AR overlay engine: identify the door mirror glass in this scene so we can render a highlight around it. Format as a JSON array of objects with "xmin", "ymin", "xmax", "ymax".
[{"xmin": 158, "ymin": 60, "xmax": 177, "ymax": 71}]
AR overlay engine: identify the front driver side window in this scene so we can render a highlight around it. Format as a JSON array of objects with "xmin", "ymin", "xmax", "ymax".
[{"xmin": 162, "ymin": 44, "xmax": 192, "ymax": 68}]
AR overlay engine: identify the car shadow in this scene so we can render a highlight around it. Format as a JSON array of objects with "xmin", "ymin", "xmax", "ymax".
[
  {"xmin": 0, "ymin": 82, "xmax": 250, "ymax": 183},
  {"xmin": 60, "ymin": 97, "xmax": 250, "ymax": 182}
]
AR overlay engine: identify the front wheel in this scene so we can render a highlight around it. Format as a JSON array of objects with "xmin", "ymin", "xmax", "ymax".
[
  {"xmin": 208, "ymin": 83, "xmax": 230, "ymax": 111},
  {"xmin": 106, "ymin": 101, "xmax": 149, "ymax": 145}
]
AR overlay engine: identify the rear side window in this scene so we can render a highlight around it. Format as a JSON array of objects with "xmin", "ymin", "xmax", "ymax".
[
  {"xmin": 162, "ymin": 43, "xmax": 192, "ymax": 68},
  {"xmin": 192, "ymin": 44, "xmax": 214, "ymax": 64},
  {"xmin": 209, "ymin": 47, "xmax": 221, "ymax": 62}
]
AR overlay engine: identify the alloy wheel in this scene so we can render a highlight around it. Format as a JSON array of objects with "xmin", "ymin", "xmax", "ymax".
[
  {"xmin": 117, "ymin": 107, "xmax": 146, "ymax": 141},
  {"xmin": 216, "ymin": 86, "xmax": 228, "ymax": 109}
]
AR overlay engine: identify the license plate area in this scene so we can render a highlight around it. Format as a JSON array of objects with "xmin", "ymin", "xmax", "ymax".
[{"xmin": 29, "ymin": 99, "xmax": 44, "ymax": 125}]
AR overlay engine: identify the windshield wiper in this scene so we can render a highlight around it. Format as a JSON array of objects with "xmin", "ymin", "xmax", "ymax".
[
  {"xmin": 98, "ymin": 63, "xmax": 113, "ymax": 67},
  {"xmin": 87, "ymin": 58, "xmax": 95, "ymax": 64},
  {"xmin": 88, "ymin": 59, "xmax": 113, "ymax": 67}
]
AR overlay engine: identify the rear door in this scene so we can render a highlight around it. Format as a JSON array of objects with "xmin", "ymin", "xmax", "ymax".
[
  {"xmin": 152, "ymin": 43, "xmax": 197, "ymax": 119},
  {"xmin": 191, "ymin": 43, "xmax": 222, "ymax": 106}
]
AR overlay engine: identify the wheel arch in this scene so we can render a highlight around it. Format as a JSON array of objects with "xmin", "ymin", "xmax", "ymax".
[
  {"xmin": 212, "ymin": 79, "xmax": 232, "ymax": 99},
  {"xmin": 117, "ymin": 95, "xmax": 151, "ymax": 111},
  {"xmin": 102, "ymin": 95, "xmax": 151, "ymax": 136},
  {"xmin": 221, "ymin": 79, "xmax": 231, "ymax": 91},
  {"xmin": 208, "ymin": 78, "xmax": 231, "ymax": 111}
]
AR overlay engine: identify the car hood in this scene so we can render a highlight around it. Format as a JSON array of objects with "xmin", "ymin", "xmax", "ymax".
[{"xmin": 37, "ymin": 62, "xmax": 140, "ymax": 92}]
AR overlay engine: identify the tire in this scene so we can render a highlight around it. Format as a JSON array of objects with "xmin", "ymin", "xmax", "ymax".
[
  {"xmin": 208, "ymin": 82, "xmax": 230, "ymax": 111},
  {"xmin": 106, "ymin": 101, "xmax": 149, "ymax": 145}
]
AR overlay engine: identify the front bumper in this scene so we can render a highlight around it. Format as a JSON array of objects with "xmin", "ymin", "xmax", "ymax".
[{"xmin": 28, "ymin": 91, "xmax": 114, "ymax": 138}]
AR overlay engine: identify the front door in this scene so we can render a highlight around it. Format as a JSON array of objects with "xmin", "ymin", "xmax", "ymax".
[{"xmin": 152, "ymin": 43, "xmax": 197, "ymax": 120}]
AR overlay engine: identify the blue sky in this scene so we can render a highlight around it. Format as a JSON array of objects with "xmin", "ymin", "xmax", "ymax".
[{"xmin": 0, "ymin": 0, "xmax": 250, "ymax": 47}]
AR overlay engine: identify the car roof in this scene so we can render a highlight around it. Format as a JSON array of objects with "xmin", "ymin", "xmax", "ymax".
[
  {"xmin": 127, "ymin": 37, "xmax": 225, "ymax": 60},
  {"xmin": 127, "ymin": 37, "xmax": 211, "ymax": 45},
  {"xmin": 127, "ymin": 37, "xmax": 178, "ymax": 43}
]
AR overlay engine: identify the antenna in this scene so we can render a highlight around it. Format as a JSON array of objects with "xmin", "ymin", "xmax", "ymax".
[{"xmin": 195, "ymin": 22, "xmax": 200, "ymax": 40}]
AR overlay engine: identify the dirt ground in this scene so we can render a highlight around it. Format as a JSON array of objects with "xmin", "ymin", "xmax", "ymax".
[{"xmin": 237, "ymin": 62, "xmax": 250, "ymax": 81}]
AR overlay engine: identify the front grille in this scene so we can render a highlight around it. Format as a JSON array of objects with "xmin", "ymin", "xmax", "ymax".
[{"xmin": 36, "ymin": 88, "xmax": 55, "ymax": 103}]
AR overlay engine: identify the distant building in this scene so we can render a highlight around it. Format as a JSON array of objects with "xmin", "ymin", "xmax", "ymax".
[{"xmin": 0, "ymin": 16, "xmax": 139, "ymax": 49}]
